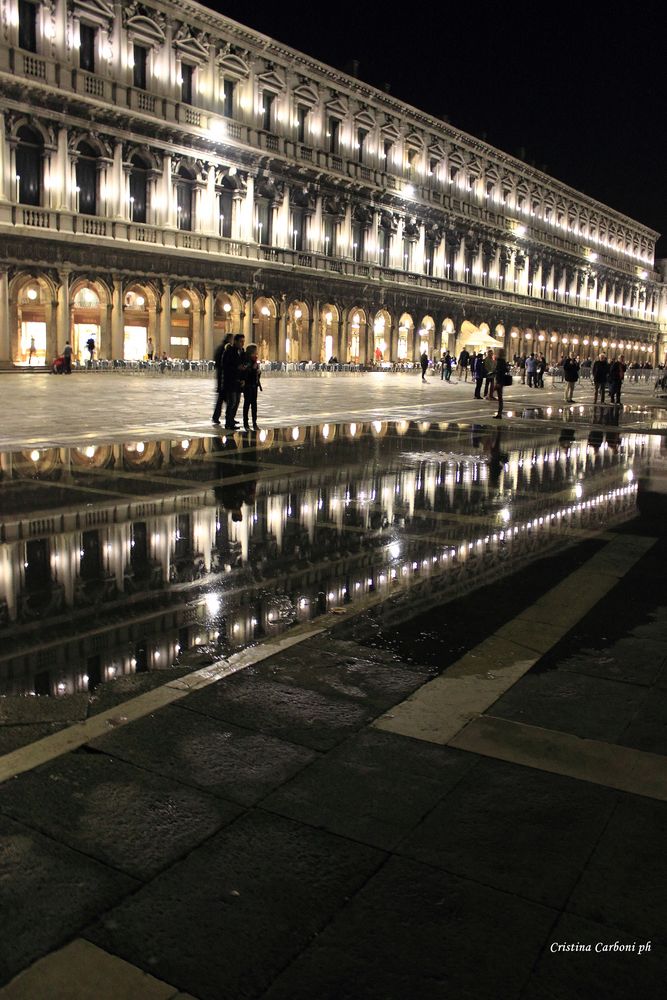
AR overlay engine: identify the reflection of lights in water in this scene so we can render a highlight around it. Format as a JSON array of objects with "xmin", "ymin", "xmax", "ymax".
[
  {"xmin": 205, "ymin": 593, "xmax": 221, "ymax": 615},
  {"xmin": 626, "ymin": 469, "xmax": 634, "ymax": 482},
  {"xmin": 233, "ymin": 623, "xmax": 240, "ymax": 634},
  {"xmin": 181, "ymin": 439, "xmax": 190, "ymax": 449},
  {"xmin": 251, "ymin": 618, "xmax": 258, "ymax": 626},
  {"xmin": 130, "ymin": 658, "xmax": 137, "ymax": 668},
  {"xmin": 175, "ymin": 644, "xmax": 180, "ymax": 654},
  {"xmin": 575, "ymin": 483, "xmax": 583, "ymax": 499},
  {"xmin": 85, "ymin": 446, "xmax": 95, "ymax": 458},
  {"xmin": 389, "ymin": 542, "xmax": 401, "ymax": 559},
  {"xmin": 299, "ymin": 598, "xmax": 308, "ymax": 608},
  {"xmin": 259, "ymin": 430, "xmax": 267, "ymax": 443},
  {"xmin": 292, "ymin": 427, "xmax": 300, "ymax": 441},
  {"xmin": 373, "ymin": 420, "xmax": 382, "ymax": 433},
  {"xmin": 30, "ymin": 450, "xmax": 40, "ymax": 461},
  {"xmin": 349, "ymin": 423, "xmax": 357, "ymax": 436},
  {"xmin": 57, "ymin": 682, "xmax": 66, "ymax": 694},
  {"xmin": 322, "ymin": 424, "xmax": 330, "ymax": 439},
  {"xmin": 154, "ymin": 650, "xmax": 160, "ymax": 660},
  {"xmin": 500, "ymin": 508, "xmax": 511, "ymax": 523},
  {"xmin": 136, "ymin": 442, "xmax": 145, "ymax": 454}
]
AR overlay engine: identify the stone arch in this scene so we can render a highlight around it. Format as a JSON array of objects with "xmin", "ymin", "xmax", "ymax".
[
  {"xmin": 286, "ymin": 300, "xmax": 309, "ymax": 363},
  {"xmin": 254, "ymin": 296, "xmax": 278, "ymax": 360},
  {"xmin": 123, "ymin": 280, "xmax": 160, "ymax": 361},
  {"xmin": 10, "ymin": 272, "xmax": 56, "ymax": 367},
  {"xmin": 319, "ymin": 303, "xmax": 340, "ymax": 363},
  {"xmin": 372, "ymin": 308, "xmax": 391, "ymax": 362},
  {"xmin": 70, "ymin": 277, "xmax": 111, "ymax": 361},
  {"xmin": 214, "ymin": 290, "xmax": 243, "ymax": 337},
  {"xmin": 398, "ymin": 312, "xmax": 414, "ymax": 361},
  {"xmin": 418, "ymin": 315, "xmax": 435, "ymax": 356},
  {"xmin": 347, "ymin": 306, "xmax": 367, "ymax": 364},
  {"xmin": 169, "ymin": 285, "xmax": 203, "ymax": 360}
]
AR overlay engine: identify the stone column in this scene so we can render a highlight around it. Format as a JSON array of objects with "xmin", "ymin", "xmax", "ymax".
[
  {"xmin": 111, "ymin": 277, "xmax": 124, "ymax": 359},
  {"xmin": 243, "ymin": 174, "xmax": 255, "ymax": 242},
  {"xmin": 277, "ymin": 303, "xmax": 287, "ymax": 362},
  {"xmin": 0, "ymin": 267, "xmax": 10, "ymax": 366},
  {"xmin": 158, "ymin": 280, "xmax": 171, "ymax": 355},
  {"xmin": 204, "ymin": 285, "xmax": 215, "ymax": 359},
  {"xmin": 243, "ymin": 289, "xmax": 253, "ymax": 338},
  {"xmin": 56, "ymin": 269, "xmax": 71, "ymax": 359}
]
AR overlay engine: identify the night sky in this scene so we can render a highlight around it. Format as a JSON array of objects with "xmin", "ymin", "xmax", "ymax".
[{"xmin": 202, "ymin": 0, "xmax": 665, "ymax": 258}]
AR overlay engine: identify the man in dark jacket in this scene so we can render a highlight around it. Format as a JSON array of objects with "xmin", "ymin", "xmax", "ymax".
[
  {"xmin": 562, "ymin": 354, "xmax": 580, "ymax": 402},
  {"xmin": 458, "ymin": 348, "xmax": 470, "ymax": 381},
  {"xmin": 609, "ymin": 355, "xmax": 626, "ymax": 405},
  {"xmin": 222, "ymin": 333, "xmax": 246, "ymax": 429},
  {"xmin": 212, "ymin": 333, "xmax": 233, "ymax": 424},
  {"xmin": 592, "ymin": 353, "xmax": 610, "ymax": 404}
]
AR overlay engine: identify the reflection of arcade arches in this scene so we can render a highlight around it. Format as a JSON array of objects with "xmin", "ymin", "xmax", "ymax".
[
  {"xmin": 287, "ymin": 300, "xmax": 309, "ymax": 363},
  {"xmin": 122, "ymin": 441, "xmax": 162, "ymax": 469},
  {"xmin": 255, "ymin": 428, "xmax": 275, "ymax": 449},
  {"xmin": 253, "ymin": 296, "xmax": 277, "ymax": 360},
  {"xmin": 283, "ymin": 425, "xmax": 307, "ymax": 445},
  {"xmin": 320, "ymin": 422, "xmax": 337, "ymax": 442},
  {"xmin": 16, "ymin": 447, "xmax": 61, "ymax": 474},
  {"xmin": 170, "ymin": 437, "xmax": 205, "ymax": 462},
  {"xmin": 371, "ymin": 420, "xmax": 388, "ymax": 438},
  {"xmin": 71, "ymin": 444, "xmax": 114, "ymax": 469},
  {"xmin": 344, "ymin": 422, "xmax": 363, "ymax": 439},
  {"xmin": 394, "ymin": 420, "xmax": 411, "ymax": 436}
]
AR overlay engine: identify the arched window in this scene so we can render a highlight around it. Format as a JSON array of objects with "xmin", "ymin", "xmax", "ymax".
[
  {"xmin": 129, "ymin": 154, "xmax": 149, "ymax": 224},
  {"xmin": 176, "ymin": 166, "xmax": 194, "ymax": 231},
  {"xmin": 16, "ymin": 125, "xmax": 43, "ymax": 206},
  {"xmin": 76, "ymin": 141, "xmax": 99, "ymax": 215}
]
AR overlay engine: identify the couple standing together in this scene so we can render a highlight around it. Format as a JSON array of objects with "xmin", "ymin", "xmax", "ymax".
[{"xmin": 212, "ymin": 333, "xmax": 262, "ymax": 430}]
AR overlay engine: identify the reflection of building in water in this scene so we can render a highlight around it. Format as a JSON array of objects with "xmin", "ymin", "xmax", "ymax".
[{"xmin": 0, "ymin": 422, "xmax": 656, "ymax": 697}]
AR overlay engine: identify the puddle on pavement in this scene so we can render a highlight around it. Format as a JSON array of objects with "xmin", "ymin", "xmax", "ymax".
[{"xmin": 0, "ymin": 419, "xmax": 663, "ymax": 712}]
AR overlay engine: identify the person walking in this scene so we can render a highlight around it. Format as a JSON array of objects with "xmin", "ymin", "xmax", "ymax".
[
  {"xmin": 525, "ymin": 353, "xmax": 537, "ymax": 387},
  {"xmin": 609, "ymin": 355, "xmax": 626, "ymax": 405},
  {"xmin": 458, "ymin": 347, "xmax": 470, "ymax": 381},
  {"xmin": 62, "ymin": 340, "xmax": 73, "ymax": 374},
  {"xmin": 536, "ymin": 354, "xmax": 547, "ymax": 388},
  {"xmin": 441, "ymin": 351, "xmax": 452, "ymax": 381},
  {"xmin": 420, "ymin": 351, "xmax": 429, "ymax": 382},
  {"xmin": 221, "ymin": 333, "xmax": 246, "ymax": 429},
  {"xmin": 592, "ymin": 353, "xmax": 610, "ymax": 404},
  {"xmin": 242, "ymin": 342, "xmax": 262, "ymax": 430},
  {"xmin": 211, "ymin": 333, "xmax": 233, "ymax": 425},
  {"xmin": 86, "ymin": 337, "xmax": 95, "ymax": 367},
  {"xmin": 473, "ymin": 351, "xmax": 484, "ymax": 398},
  {"xmin": 492, "ymin": 348, "xmax": 511, "ymax": 419},
  {"xmin": 562, "ymin": 353, "xmax": 580, "ymax": 402},
  {"xmin": 28, "ymin": 335, "xmax": 36, "ymax": 365}
]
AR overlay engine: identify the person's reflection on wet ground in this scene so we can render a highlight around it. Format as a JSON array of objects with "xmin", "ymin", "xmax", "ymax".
[
  {"xmin": 559, "ymin": 427, "xmax": 576, "ymax": 447},
  {"xmin": 592, "ymin": 403, "xmax": 621, "ymax": 427},
  {"xmin": 605, "ymin": 431, "xmax": 621, "ymax": 452},
  {"xmin": 587, "ymin": 429, "xmax": 604, "ymax": 451},
  {"xmin": 487, "ymin": 428, "xmax": 508, "ymax": 489},
  {"xmin": 211, "ymin": 434, "xmax": 257, "ymax": 522}
]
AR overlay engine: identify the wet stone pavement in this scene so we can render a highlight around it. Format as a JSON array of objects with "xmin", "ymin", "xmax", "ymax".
[{"xmin": 0, "ymin": 383, "xmax": 666, "ymax": 998}]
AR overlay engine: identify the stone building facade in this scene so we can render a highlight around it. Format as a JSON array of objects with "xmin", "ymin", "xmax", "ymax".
[{"xmin": 0, "ymin": 0, "xmax": 663, "ymax": 368}]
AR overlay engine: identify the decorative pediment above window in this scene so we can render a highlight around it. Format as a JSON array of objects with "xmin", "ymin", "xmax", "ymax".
[
  {"xmin": 257, "ymin": 68, "xmax": 286, "ymax": 92},
  {"xmin": 68, "ymin": 0, "xmax": 114, "ymax": 26},
  {"xmin": 405, "ymin": 131, "xmax": 423, "ymax": 149},
  {"xmin": 325, "ymin": 96, "xmax": 348, "ymax": 118},
  {"xmin": 173, "ymin": 22, "xmax": 210, "ymax": 62},
  {"xmin": 122, "ymin": 3, "xmax": 166, "ymax": 43},
  {"xmin": 322, "ymin": 194, "xmax": 348, "ymax": 217},
  {"xmin": 293, "ymin": 83, "xmax": 319, "ymax": 106},
  {"xmin": 355, "ymin": 108, "xmax": 376, "ymax": 129},
  {"xmin": 428, "ymin": 142, "xmax": 446, "ymax": 160},
  {"xmin": 217, "ymin": 50, "xmax": 250, "ymax": 78}
]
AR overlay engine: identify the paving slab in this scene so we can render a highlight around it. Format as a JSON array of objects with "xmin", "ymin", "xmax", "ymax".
[
  {"xmin": 396, "ymin": 756, "xmax": 618, "ymax": 908},
  {"xmin": 616, "ymin": 687, "xmax": 667, "ymax": 755},
  {"xmin": 262, "ymin": 855, "xmax": 557, "ymax": 1000},
  {"xmin": 567, "ymin": 795, "xmax": 667, "ymax": 942},
  {"xmin": 84, "ymin": 809, "xmax": 384, "ymax": 1000},
  {"xmin": 0, "ymin": 750, "xmax": 241, "ymax": 881},
  {"xmin": 178, "ymin": 664, "xmax": 378, "ymax": 751},
  {"xmin": 259, "ymin": 640, "xmax": 433, "ymax": 709},
  {"xmin": 0, "ymin": 814, "xmax": 136, "ymax": 987},
  {"xmin": 488, "ymin": 670, "xmax": 649, "ymax": 742},
  {"xmin": 555, "ymin": 636, "xmax": 666, "ymax": 686},
  {"xmin": 0, "ymin": 695, "xmax": 89, "ymax": 726},
  {"xmin": 263, "ymin": 728, "xmax": 477, "ymax": 850},
  {"xmin": 522, "ymin": 912, "xmax": 666, "ymax": 1000},
  {"xmin": 0, "ymin": 939, "xmax": 180, "ymax": 1000},
  {"xmin": 88, "ymin": 703, "xmax": 318, "ymax": 806},
  {"xmin": 0, "ymin": 723, "xmax": 68, "ymax": 756}
]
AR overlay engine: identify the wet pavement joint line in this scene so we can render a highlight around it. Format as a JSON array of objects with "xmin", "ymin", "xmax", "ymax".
[
  {"xmin": 371, "ymin": 534, "xmax": 656, "ymax": 746},
  {"xmin": 0, "ymin": 627, "xmax": 326, "ymax": 786},
  {"xmin": 449, "ymin": 715, "xmax": 667, "ymax": 801}
]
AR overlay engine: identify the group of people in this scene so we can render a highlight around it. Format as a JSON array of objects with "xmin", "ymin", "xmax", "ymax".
[
  {"xmin": 561, "ymin": 353, "xmax": 627, "ymax": 404},
  {"xmin": 425, "ymin": 346, "xmax": 512, "ymax": 418},
  {"xmin": 212, "ymin": 333, "xmax": 263, "ymax": 431},
  {"xmin": 514, "ymin": 353, "xmax": 548, "ymax": 388}
]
